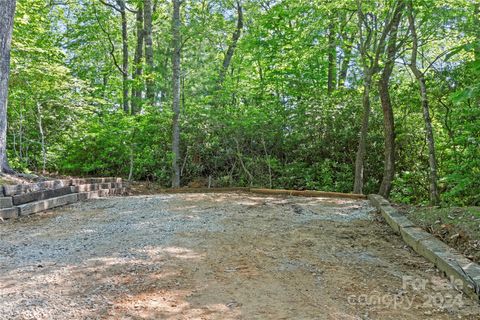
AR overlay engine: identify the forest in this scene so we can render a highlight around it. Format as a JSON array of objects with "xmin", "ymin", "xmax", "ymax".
[{"xmin": 0, "ymin": 0, "xmax": 479, "ymax": 206}]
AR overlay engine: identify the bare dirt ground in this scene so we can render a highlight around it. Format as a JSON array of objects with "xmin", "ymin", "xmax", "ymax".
[{"xmin": 1, "ymin": 192, "xmax": 479, "ymax": 320}]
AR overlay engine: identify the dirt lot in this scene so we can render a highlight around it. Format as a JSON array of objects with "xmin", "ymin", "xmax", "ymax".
[{"xmin": 1, "ymin": 192, "xmax": 479, "ymax": 319}]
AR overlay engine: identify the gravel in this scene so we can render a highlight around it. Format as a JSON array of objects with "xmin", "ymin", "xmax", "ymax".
[{"xmin": 1, "ymin": 192, "xmax": 479, "ymax": 319}]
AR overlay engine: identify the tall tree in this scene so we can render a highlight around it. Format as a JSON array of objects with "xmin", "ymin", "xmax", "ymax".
[
  {"xmin": 327, "ymin": 20, "xmax": 336, "ymax": 94},
  {"xmin": 353, "ymin": 0, "xmax": 403, "ymax": 194},
  {"xmin": 0, "ymin": 0, "xmax": 16, "ymax": 173},
  {"xmin": 131, "ymin": 1, "xmax": 144, "ymax": 115},
  {"xmin": 218, "ymin": 0, "xmax": 243, "ymax": 85},
  {"xmin": 407, "ymin": 1, "xmax": 440, "ymax": 205},
  {"xmin": 144, "ymin": 0, "xmax": 155, "ymax": 103},
  {"xmin": 118, "ymin": 0, "xmax": 129, "ymax": 113},
  {"xmin": 378, "ymin": 0, "xmax": 404, "ymax": 197},
  {"xmin": 171, "ymin": 0, "xmax": 181, "ymax": 188},
  {"xmin": 99, "ymin": 0, "xmax": 130, "ymax": 113}
]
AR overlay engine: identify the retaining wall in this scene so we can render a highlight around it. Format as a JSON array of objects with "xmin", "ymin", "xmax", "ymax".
[
  {"xmin": 369, "ymin": 194, "xmax": 480, "ymax": 301},
  {"xmin": 0, "ymin": 177, "xmax": 124, "ymax": 219}
]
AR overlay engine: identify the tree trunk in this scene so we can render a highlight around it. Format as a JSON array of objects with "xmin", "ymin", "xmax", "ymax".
[
  {"xmin": 0, "ymin": 0, "xmax": 16, "ymax": 173},
  {"xmin": 131, "ymin": 2, "xmax": 144, "ymax": 115},
  {"xmin": 116, "ymin": 0, "xmax": 129, "ymax": 113},
  {"xmin": 408, "ymin": 1, "xmax": 440, "ymax": 205},
  {"xmin": 475, "ymin": 3, "xmax": 480, "ymax": 62},
  {"xmin": 353, "ymin": 72, "xmax": 372, "ymax": 194},
  {"xmin": 417, "ymin": 76, "xmax": 440, "ymax": 205},
  {"xmin": 378, "ymin": 2, "xmax": 403, "ymax": 197},
  {"xmin": 218, "ymin": 1, "xmax": 243, "ymax": 85},
  {"xmin": 378, "ymin": 75, "xmax": 395, "ymax": 197},
  {"xmin": 338, "ymin": 35, "xmax": 353, "ymax": 88},
  {"xmin": 171, "ymin": 0, "xmax": 181, "ymax": 188},
  {"xmin": 36, "ymin": 103, "xmax": 46, "ymax": 174},
  {"xmin": 353, "ymin": 0, "xmax": 403, "ymax": 194},
  {"xmin": 144, "ymin": 0, "xmax": 155, "ymax": 103},
  {"xmin": 327, "ymin": 21, "xmax": 336, "ymax": 94}
]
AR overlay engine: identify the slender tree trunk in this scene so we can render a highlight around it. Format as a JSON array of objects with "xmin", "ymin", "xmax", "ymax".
[
  {"xmin": 0, "ymin": 0, "xmax": 16, "ymax": 173},
  {"xmin": 338, "ymin": 34, "xmax": 354, "ymax": 88},
  {"xmin": 353, "ymin": 0, "xmax": 403, "ymax": 194},
  {"xmin": 378, "ymin": 2, "xmax": 403, "ymax": 197},
  {"xmin": 144, "ymin": 0, "xmax": 155, "ymax": 102},
  {"xmin": 418, "ymin": 76, "xmax": 440, "ymax": 205},
  {"xmin": 171, "ymin": 0, "xmax": 181, "ymax": 188},
  {"xmin": 475, "ymin": 4, "xmax": 480, "ymax": 62},
  {"xmin": 36, "ymin": 103, "xmax": 46, "ymax": 174},
  {"xmin": 218, "ymin": 1, "xmax": 243, "ymax": 85},
  {"xmin": 378, "ymin": 75, "xmax": 395, "ymax": 197},
  {"xmin": 131, "ymin": 2, "xmax": 144, "ymax": 115},
  {"xmin": 327, "ymin": 21, "xmax": 337, "ymax": 94},
  {"xmin": 116, "ymin": 0, "xmax": 129, "ymax": 113},
  {"xmin": 353, "ymin": 72, "xmax": 372, "ymax": 194},
  {"xmin": 408, "ymin": 1, "xmax": 440, "ymax": 205}
]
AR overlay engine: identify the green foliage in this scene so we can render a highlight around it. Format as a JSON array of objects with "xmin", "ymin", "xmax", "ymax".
[{"xmin": 5, "ymin": 0, "xmax": 480, "ymax": 206}]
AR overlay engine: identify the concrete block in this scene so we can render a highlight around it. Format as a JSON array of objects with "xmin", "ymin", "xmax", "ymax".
[
  {"xmin": 0, "ymin": 197, "xmax": 13, "ymax": 208},
  {"xmin": 71, "ymin": 177, "xmax": 119, "ymax": 185},
  {"xmin": 75, "ymin": 183, "xmax": 112, "ymax": 193},
  {"xmin": 18, "ymin": 194, "xmax": 78, "ymax": 216},
  {"xmin": 0, "ymin": 207, "xmax": 19, "ymax": 219},
  {"xmin": 75, "ymin": 184, "xmax": 99, "ymax": 192},
  {"xmin": 431, "ymin": 250, "xmax": 480, "ymax": 299},
  {"xmin": 77, "ymin": 192, "xmax": 90, "ymax": 201},
  {"xmin": 368, "ymin": 194, "xmax": 415, "ymax": 233},
  {"xmin": 37, "ymin": 179, "xmax": 71, "ymax": 189},
  {"xmin": 3, "ymin": 179, "xmax": 71, "ymax": 196},
  {"xmin": 369, "ymin": 194, "xmax": 480, "ymax": 301},
  {"xmin": 4, "ymin": 184, "xmax": 41, "ymax": 196},
  {"xmin": 399, "ymin": 226, "xmax": 433, "ymax": 251},
  {"xmin": 112, "ymin": 188, "xmax": 126, "ymax": 195},
  {"xmin": 416, "ymin": 237, "xmax": 451, "ymax": 264},
  {"xmin": 77, "ymin": 190, "xmax": 103, "ymax": 200},
  {"xmin": 368, "ymin": 194, "xmax": 390, "ymax": 207},
  {"xmin": 12, "ymin": 186, "xmax": 73, "ymax": 205},
  {"xmin": 381, "ymin": 206, "xmax": 415, "ymax": 233}
]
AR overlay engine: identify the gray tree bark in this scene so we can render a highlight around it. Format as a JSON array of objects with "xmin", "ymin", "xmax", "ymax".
[
  {"xmin": 117, "ymin": 0, "xmax": 129, "ymax": 113},
  {"xmin": 378, "ymin": 1, "xmax": 404, "ymax": 198},
  {"xmin": 353, "ymin": 0, "xmax": 403, "ymax": 194},
  {"xmin": 218, "ymin": 1, "xmax": 243, "ymax": 85},
  {"xmin": 131, "ymin": 2, "xmax": 144, "ymax": 115},
  {"xmin": 171, "ymin": 0, "xmax": 181, "ymax": 188},
  {"xmin": 327, "ymin": 21, "xmax": 336, "ymax": 94},
  {"xmin": 338, "ymin": 34, "xmax": 353, "ymax": 88},
  {"xmin": 407, "ymin": 1, "xmax": 440, "ymax": 205},
  {"xmin": 0, "ymin": 0, "xmax": 16, "ymax": 173},
  {"xmin": 36, "ymin": 103, "xmax": 46, "ymax": 174},
  {"xmin": 353, "ymin": 71, "xmax": 372, "ymax": 194},
  {"xmin": 144, "ymin": 0, "xmax": 155, "ymax": 103}
]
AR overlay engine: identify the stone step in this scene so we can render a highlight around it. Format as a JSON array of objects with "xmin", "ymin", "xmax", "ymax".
[
  {"xmin": 73, "ymin": 183, "xmax": 114, "ymax": 193},
  {"xmin": 0, "ymin": 197, "xmax": 13, "ymax": 208},
  {"xmin": 71, "ymin": 177, "xmax": 121, "ymax": 186},
  {"xmin": 3, "ymin": 179, "xmax": 72, "ymax": 196},
  {"xmin": 78, "ymin": 188, "xmax": 112, "ymax": 200},
  {"xmin": 0, "ymin": 207, "xmax": 19, "ymax": 219},
  {"xmin": 18, "ymin": 193, "xmax": 78, "ymax": 216},
  {"xmin": 78, "ymin": 187, "xmax": 125, "ymax": 200},
  {"xmin": 12, "ymin": 186, "xmax": 74, "ymax": 206}
]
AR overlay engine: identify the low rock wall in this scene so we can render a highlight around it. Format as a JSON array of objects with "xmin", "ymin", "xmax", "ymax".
[{"xmin": 0, "ymin": 177, "xmax": 124, "ymax": 219}]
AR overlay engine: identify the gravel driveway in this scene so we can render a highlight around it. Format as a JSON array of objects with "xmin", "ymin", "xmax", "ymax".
[{"xmin": 1, "ymin": 192, "xmax": 479, "ymax": 319}]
